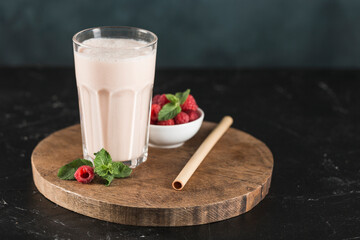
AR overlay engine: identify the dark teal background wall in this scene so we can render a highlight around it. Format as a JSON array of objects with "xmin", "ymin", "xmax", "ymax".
[{"xmin": 1, "ymin": 0, "xmax": 360, "ymax": 68}]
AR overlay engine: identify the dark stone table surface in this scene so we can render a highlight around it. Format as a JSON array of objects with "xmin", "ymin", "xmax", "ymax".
[{"xmin": 0, "ymin": 67, "xmax": 359, "ymax": 239}]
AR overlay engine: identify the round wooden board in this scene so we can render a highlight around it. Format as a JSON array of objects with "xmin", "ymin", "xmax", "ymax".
[{"xmin": 31, "ymin": 122, "xmax": 273, "ymax": 226}]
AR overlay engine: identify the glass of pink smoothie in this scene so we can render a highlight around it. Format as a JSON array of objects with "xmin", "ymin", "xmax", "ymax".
[{"xmin": 72, "ymin": 26, "xmax": 157, "ymax": 168}]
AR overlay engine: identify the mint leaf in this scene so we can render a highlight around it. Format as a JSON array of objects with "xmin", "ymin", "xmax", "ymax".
[
  {"xmin": 175, "ymin": 89, "xmax": 190, "ymax": 105},
  {"xmin": 112, "ymin": 162, "xmax": 132, "ymax": 178},
  {"xmin": 94, "ymin": 148, "xmax": 112, "ymax": 167},
  {"xmin": 57, "ymin": 159, "xmax": 93, "ymax": 180},
  {"xmin": 165, "ymin": 94, "xmax": 179, "ymax": 104},
  {"xmin": 158, "ymin": 102, "xmax": 181, "ymax": 121},
  {"xmin": 94, "ymin": 148, "xmax": 113, "ymax": 179},
  {"xmin": 102, "ymin": 174, "xmax": 114, "ymax": 186}
]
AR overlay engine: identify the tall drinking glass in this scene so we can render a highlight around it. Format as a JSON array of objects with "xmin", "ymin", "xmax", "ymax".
[{"xmin": 72, "ymin": 26, "xmax": 157, "ymax": 168}]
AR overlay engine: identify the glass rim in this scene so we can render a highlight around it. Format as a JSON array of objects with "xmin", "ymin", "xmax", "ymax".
[{"xmin": 72, "ymin": 26, "xmax": 158, "ymax": 50}]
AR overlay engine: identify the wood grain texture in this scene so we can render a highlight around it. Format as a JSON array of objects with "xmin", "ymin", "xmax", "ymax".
[{"xmin": 31, "ymin": 122, "xmax": 273, "ymax": 226}]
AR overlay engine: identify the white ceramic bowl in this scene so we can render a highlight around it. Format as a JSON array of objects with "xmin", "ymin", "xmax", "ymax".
[{"xmin": 149, "ymin": 108, "xmax": 204, "ymax": 148}]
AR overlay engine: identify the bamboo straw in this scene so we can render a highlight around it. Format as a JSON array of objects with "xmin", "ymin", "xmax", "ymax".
[{"xmin": 172, "ymin": 116, "xmax": 233, "ymax": 190}]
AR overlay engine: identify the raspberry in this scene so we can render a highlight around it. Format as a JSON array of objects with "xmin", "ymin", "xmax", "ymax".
[
  {"xmin": 181, "ymin": 94, "xmax": 198, "ymax": 111},
  {"xmin": 152, "ymin": 94, "xmax": 161, "ymax": 104},
  {"xmin": 174, "ymin": 112, "xmax": 189, "ymax": 125},
  {"xmin": 151, "ymin": 104, "xmax": 161, "ymax": 122},
  {"xmin": 153, "ymin": 94, "xmax": 169, "ymax": 107},
  {"xmin": 157, "ymin": 119, "xmax": 175, "ymax": 125},
  {"xmin": 74, "ymin": 165, "xmax": 94, "ymax": 184},
  {"xmin": 186, "ymin": 110, "xmax": 200, "ymax": 122},
  {"xmin": 150, "ymin": 119, "xmax": 157, "ymax": 125}
]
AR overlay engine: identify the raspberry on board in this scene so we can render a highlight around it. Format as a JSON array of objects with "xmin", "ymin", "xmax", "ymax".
[
  {"xmin": 157, "ymin": 119, "xmax": 175, "ymax": 125},
  {"xmin": 181, "ymin": 94, "xmax": 198, "ymax": 111},
  {"xmin": 174, "ymin": 112, "xmax": 190, "ymax": 125},
  {"xmin": 74, "ymin": 165, "xmax": 95, "ymax": 184}
]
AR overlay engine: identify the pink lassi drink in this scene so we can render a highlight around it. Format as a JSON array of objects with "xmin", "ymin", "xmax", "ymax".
[{"xmin": 73, "ymin": 27, "xmax": 157, "ymax": 167}]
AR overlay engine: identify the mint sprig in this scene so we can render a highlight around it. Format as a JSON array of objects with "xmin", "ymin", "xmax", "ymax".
[
  {"xmin": 112, "ymin": 162, "xmax": 132, "ymax": 178},
  {"xmin": 57, "ymin": 148, "xmax": 132, "ymax": 186},
  {"xmin": 158, "ymin": 89, "xmax": 190, "ymax": 121},
  {"xmin": 93, "ymin": 148, "xmax": 132, "ymax": 186}
]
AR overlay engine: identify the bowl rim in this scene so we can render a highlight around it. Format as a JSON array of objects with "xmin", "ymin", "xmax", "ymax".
[{"xmin": 150, "ymin": 108, "xmax": 204, "ymax": 128}]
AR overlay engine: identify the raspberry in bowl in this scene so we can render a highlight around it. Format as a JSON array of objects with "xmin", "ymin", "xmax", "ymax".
[{"xmin": 149, "ymin": 90, "xmax": 204, "ymax": 148}]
